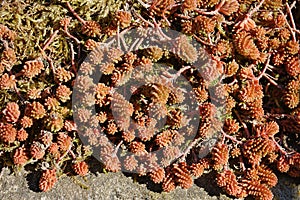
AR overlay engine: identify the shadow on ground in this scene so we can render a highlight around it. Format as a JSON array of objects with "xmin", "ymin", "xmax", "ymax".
[{"xmin": 1, "ymin": 158, "xmax": 299, "ymax": 200}]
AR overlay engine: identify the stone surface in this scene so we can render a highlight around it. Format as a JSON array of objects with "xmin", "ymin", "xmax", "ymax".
[{"xmin": 0, "ymin": 165, "xmax": 299, "ymax": 200}]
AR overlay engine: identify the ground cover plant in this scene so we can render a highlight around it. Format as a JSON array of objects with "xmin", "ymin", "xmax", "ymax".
[{"xmin": 0, "ymin": 0, "xmax": 299, "ymax": 199}]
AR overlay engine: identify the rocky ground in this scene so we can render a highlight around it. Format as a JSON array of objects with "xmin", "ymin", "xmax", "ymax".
[{"xmin": 0, "ymin": 161, "xmax": 299, "ymax": 200}]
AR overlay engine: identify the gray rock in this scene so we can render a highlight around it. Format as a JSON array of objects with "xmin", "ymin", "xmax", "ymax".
[{"xmin": 0, "ymin": 166, "xmax": 299, "ymax": 200}]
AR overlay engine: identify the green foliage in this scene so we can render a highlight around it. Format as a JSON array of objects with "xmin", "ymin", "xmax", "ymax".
[{"xmin": 0, "ymin": 1, "xmax": 69, "ymax": 63}]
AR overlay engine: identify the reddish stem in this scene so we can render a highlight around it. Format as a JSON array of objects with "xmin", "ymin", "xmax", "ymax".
[
  {"xmin": 65, "ymin": 2, "xmax": 86, "ymax": 24},
  {"xmin": 195, "ymin": 0, "xmax": 225, "ymax": 15},
  {"xmin": 63, "ymin": 22, "xmax": 80, "ymax": 44},
  {"xmin": 112, "ymin": 141, "xmax": 123, "ymax": 157},
  {"xmin": 69, "ymin": 42, "xmax": 77, "ymax": 76},
  {"xmin": 174, "ymin": 13, "xmax": 191, "ymax": 20},
  {"xmin": 234, "ymin": 0, "xmax": 265, "ymax": 30},
  {"xmin": 257, "ymin": 54, "xmax": 271, "ymax": 80},
  {"xmin": 57, "ymin": 142, "xmax": 73, "ymax": 164},
  {"xmin": 279, "ymin": 8, "xmax": 297, "ymax": 42},
  {"xmin": 193, "ymin": 34, "xmax": 214, "ymax": 46},
  {"xmin": 42, "ymin": 30, "xmax": 59, "ymax": 51},
  {"xmin": 285, "ymin": 2, "xmax": 298, "ymax": 42},
  {"xmin": 247, "ymin": 0, "xmax": 265, "ymax": 18},
  {"xmin": 271, "ymin": 136, "xmax": 288, "ymax": 156},
  {"xmin": 176, "ymin": 137, "xmax": 203, "ymax": 162},
  {"xmin": 233, "ymin": 110, "xmax": 250, "ymax": 138},
  {"xmin": 13, "ymin": 83, "xmax": 24, "ymax": 101},
  {"xmin": 221, "ymin": 130, "xmax": 243, "ymax": 145}
]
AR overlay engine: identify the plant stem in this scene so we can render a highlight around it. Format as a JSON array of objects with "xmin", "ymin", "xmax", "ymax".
[
  {"xmin": 66, "ymin": 2, "xmax": 86, "ymax": 24},
  {"xmin": 42, "ymin": 30, "xmax": 59, "ymax": 51}
]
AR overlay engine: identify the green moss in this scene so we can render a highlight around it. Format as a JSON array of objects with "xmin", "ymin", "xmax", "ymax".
[
  {"xmin": 0, "ymin": 0, "xmax": 124, "ymax": 66},
  {"xmin": 0, "ymin": 1, "xmax": 68, "ymax": 62}
]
